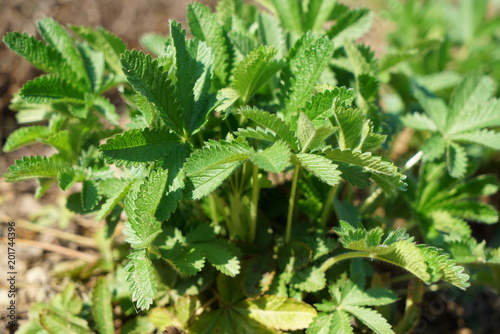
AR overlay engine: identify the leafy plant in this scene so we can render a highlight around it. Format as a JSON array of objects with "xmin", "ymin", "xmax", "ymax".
[{"xmin": 3, "ymin": 0, "xmax": 499, "ymax": 333}]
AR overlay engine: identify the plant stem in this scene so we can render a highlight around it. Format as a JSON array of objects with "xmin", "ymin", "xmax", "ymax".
[
  {"xmin": 230, "ymin": 191, "xmax": 242, "ymax": 240},
  {"xmin": 249, "ymin": 164, "xmax": 260, "ymax": 243},
  {"xmin": 319, "ymin": 251, "xmax": 371, "ymax": 272},
  {"xmin": 285, "ymin": 165, "xmax": 301, "ymax": 244},
  {"xmin": 209, "ymin": 193, "xmax": 219, "ymax": 225},
  {"xmin": 320, "ymin": 183, "xmax": 339, "ymax": 228}
]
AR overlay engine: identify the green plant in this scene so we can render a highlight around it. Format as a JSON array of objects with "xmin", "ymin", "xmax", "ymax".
[{"xmin": 3, "ymin": 0, "xmax": 499, "ymax": 333}]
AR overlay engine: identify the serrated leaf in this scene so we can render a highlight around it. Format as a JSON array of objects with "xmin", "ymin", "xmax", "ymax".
[
  {"xmin": 342, "ymin": 287, "xmax": 398, "ymax": 307},
  {"xmin": 401, "ymin": 112, "xmax": 437, "ymax": 132},
  {"xmin": 82, "ymin": 180, "xmax": 100, "ymax": 211},
  {"xmin": 171, "ymin": 20, "xmax": 215, "ymax": 133},
  {"xmin": 40, "ymin": 130, "xmax": 74, "ymax": 159},
  {"xmin": 258, "ymin": 12, "xmax": 286, "ymax": 59},
  {"xmin": 307, "ymin": 311, "xmax": 353, "ymax": 334},
  {"xmin": 236, "ymin": 295, "xmax": 317, "ymax": 330},
  {"xmin": 421, "ymin": 135, "xmax": 447, "ymax": 161},
  {"xmin": 3, "ymin": 32, "xmax": 70, "ymax": 76},
  {"xmin": 232, "ymin": 46, "xmax": 283, "ymax": 104},
  {"xmin": 3, "ymin": 125, "xmax": 51, "ymax": 152},
  {"xmin": 294, "ymin": 153, "xmax": 341, "ymax": 186},
  {"xmin": 4, "ymin": 156, "xmax": 74, "ymax": 183},
  {"xmin": 121, "ymin": 50, "xmax": 183, "ymax": 133},
  {"xmin": 412, "ymin": 84, "xmax": 449, "ymax": 132},
  {"xmin": 240, "ymin": 107, "xmax": 299, "ymax": 150},
  {"xmin": 91, "ymin": 277, "xmax": 114, "ymax": 334},
  {"xmin": 165, "ymin": 243, "xmax": 206, "ymax": 276},
  {"xmin": 343, "ymin": 306, "xmax": 394, "ymax": 334},
  {"xmin": 188, "ymin": 2, "xmax": 229, "ymax": 86},
  {"xmin": 78, "ymin": 43, "xmax": 105, "ymax": 93},
  {"xmin": 450, "ymin": 129, "xmax": 500, "ymax": 150},
  {"xmin": 283, "ymin": 35, "xmax": 335, "ymax": 115},
  {"xmin": 302, "ymin": 87, "xmax": 355, "ymax": 126},
  {"xmin": 417, "ymin": 245, "xmax": 470, "ymax": 289},
  {"xmin": 291, "ymin": 267, "xmax": 327, "ymax": 292},
  {"xmin": 140, "ymin": 33, "xmax": 169, "ymax": 56},
  {"xmin": 328, "ymin": 5, "xmax": 373, "ymax": 46},
  {"xmin": 440, "ymin": 201, "xmax": 499, "ymax": 224},
  {"xmin": 235, "ymin": 127, "xmax": 279, "ymax": 142},
  {"xmin": 249, "ymin": 140, "xmax": 290, "ymax": 173},
  {"xmin": 325, "ymin": 149, "xmax": 406, "ymax": 195},
  {"xmin": 20, "ymin": 76, "xmax": 86, "ymax": 105},
  {"xmin": 100, "ymin": 128, "xmax": 182, "ymax": 167},
  {"xmin": 185, "ymin": 140, "xmax": 249, "ymax": 199},
  {"xmin": 197, "ymin": 239, "xmax": 241, "ymax": 276},
  {"xmin": 379, "ymin": 39, "xmax": 441, "ymax": 72},
  {"xmin": 331, "ymin": 107, "xmax": 370, "ymax": 151},
  {"xmin": 446, "ymin": 142, "xmax": 468, "ymax": 179},
  {"xmin": 124, "ymin": 168, "xmax": 168, "ymax": 248},
  {"xmin": 93, "ymin": 97, "xmax": 120, "ymax": 126},
  {"xmin": 125, "ymin": 249, "xmax": 157, "ymax": 311},
  {"xmin": 37, "ymin": 18, "xmax": 88, "ymax": 86},
  {"xmin": 71, "ymin": 25, "xmax": 126, "ymax": 75},
  {"xmin": 39, "ymin": 309, "xmax": 92, "ymax": 334},
  {"xmin": 95, "ymin": 178, "xmax": 133, "ymax": 221}
]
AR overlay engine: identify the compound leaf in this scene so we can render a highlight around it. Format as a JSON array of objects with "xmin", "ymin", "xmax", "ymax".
[
  {"xmin": 249, "ymin": 140, "xmax": 290, "ymax": 173},
  {"xmin": 125, "ymin": 249, "xmax": 157, "ymax": 311},
  {"xmin": 294, "ymin": 153, "xmax": 341, "ymax": 187},
  {"xmin": 3, "ymin": 125, "xmax": 51, "ymax": 152}
]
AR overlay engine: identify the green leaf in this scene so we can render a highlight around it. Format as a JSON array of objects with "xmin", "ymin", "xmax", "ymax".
[
  {"xmin": 4, "ymin": 156, "xmax": 74, "ymax": 183},
  {"xmin": 341, "ymin": 287, "xmax": 398, "ymax": 307},
  {"xmin": 20, "ymin": 76, "xmax": 86, "ymax": 105},
  {"xmin": 401, "ymin": 112, "xmax": 437, "ymax": 132},
  {"xmin": 100, "ymin": 128, "xmax": 182, "ymax": 167},
  {"xmin": 307, "ymin": 311, "xmax": 353, "ymax": 334},
  {"xmin": 197, "ymin": 239, "xmax": 241, "ymax": 276},
  {"xmin": 440, "ymin": 201, "xmax": 499, "ymax": 224},
  {"xmin": 235, "ymin": 127, "xmax": 279, "ymax": 143},
  {"xmin": 421, "ymin": 135, "xmax": 447, "ymax": 161},
  {"xmin": 125, "ymin": 249, "xmax": 157, "ymax": 311},
  {"xmin": 412, "ymin": 84, "xmax": 449, "ymax": 131},
  {"xmin": 294, "ymin": 153, "xmax": 341, "ymax": 186},
  {"xmin": 3, "ymin": 125, "xmax": 51, "ymax": 152},
  {"xmin": 325, "ymin": 149, "xmax": 406, "ymax": 195},
  {"xmin": 446, "ymin": 142, "xmax": 468, "ymax": 179},
  {"xmin": 40, "ymin": 130, "xmax": 74, "ymax": 159},
  {"xmin": 331, "ymin": 107, "xmax": 370, "ymax": 151},
  {"xmin": 3, "ymin": 32, "xmax": 69, "ymax": 75},
  {"xmin": 305, "ymin": 0, "xmax": 338, "ymax": 31},
  {"xmin": 91, "ymin": 277, "xmax": 114, "ymax": 334},
  {"xmin": 291, "ymin": 267, "xmax": 327, "ymax": 292},
  {"xmin": 328, "ymin": 5, "xmax": 373, "ymax": 46},
  {"xmin": 95, "ymin": 178, "xmax": 133, "ymax": 221},
  {"xmin": 140, "ymin": 33, "xmax": 169, "ymax": 56},
  {"xmin": 343, "ymin": 305, "xmax": 394, "ymax": 334},
  {"xmin": 121, "ymin": 50, "xmax": 183, "ymax": 134},
  {"xmin": 232, "ymin": 46, "xmax": 283, "ymax": 104},
  {"xmin": 249, "ymin": 140, "xmax": 291, "ymax": 173},
  {"xmin": 236, "ymin": 295, "xmax": 317, "ymax": 330},
  {"xmin": 37, "ymin": 18, "xmax": 88, "ymax": 86},
  {"xmin": 450, "ymin": 129, "xmax": 500, "ymax": 151},
  {"xmin": 185, "ymin": 140, "xmax": 249, "ymax": 199},
  {"xmin": 78, "ymin": 43, "xmax": 105, "ymax": 93},
  {"xmin": 124, "ymin": 168, "xmax": 168, "ymax": 248},
  {"xmin": 93, "ymin": 97, "xmax": 120, "ymax": 126},
  {"xmin": 302, "ymin": 87, "xmax": 356, "ymax": 126},
  {"xmin": 258, "ymin": 12, "xmax": 286, "ymax": 59},
  {"xmin": 283, "ymin": 35, "xmax": 335, "ymax": 115},
  {"xmin": 170, "ymin": 20, "xmax": 215, "ymax": 133},
  {"xmin": 240, "ymin": 107, "xmax": 299, "ymax": 150},
  {"xmin": 379, "ymin": 39, "xmax": 442, "ymax": 72},
  {"xmin": 82, "ymin": 180, "xmax": 100, "ymax": 211},
  {"xmin": 70, "ymin": 25, "xmax": 126, "ymax": 75},
  {"xmin": 188, "ymin": 2, "xmax": 229, "ymax": 86},
  {"xmin": 417, "ymin": 245, "xmax": 470, "ymax": 289},
  {"xmin": 39, "ymin": 309, "xmax": 92, "ymax": 334}
]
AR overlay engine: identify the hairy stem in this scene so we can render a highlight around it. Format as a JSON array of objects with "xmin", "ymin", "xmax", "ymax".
[
  {"xmin": 249, "ymin": 164, "xmax": 260, "ymax": 243},
  {"xmin": 286, "ymin": 165, "xmax": 301, "ymax": 244},
  {"xmin": 320, "ymin": 183, "xmax": 339, "ymax": 228},
  {"xmin": 319, "ymin": 251, "xmax": 371, "ymax": 272}
]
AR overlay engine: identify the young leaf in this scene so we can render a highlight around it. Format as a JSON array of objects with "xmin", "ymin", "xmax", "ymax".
[
  {"xmin": 125, "ymin": 249, "xmax": 157, "ymax": 311},
  {"xmin": 325, "ymin": 149, "xmax": 406, "ymax": 195},
  {"xmin": 121, "ymin": 50, "xmax": 183, "ymax": 134},
  {"xmin": 4, "ymin": 156, "xmax": 75, "ymax": 183},
  {"xmin": 240, "ymin": 107, "xmax": 299, "ymax": 150},
  {"xmin": 343, "ymin": 305, "xmax": 393, "ymax": 334},
  {"xmin": 78, "ymin": 43, "xmax": 105, "ymax": 93},
  {"xmin": 95, "ymin": 178, "xmax": 134, "ymax": 221},
  {"xmin": 37, "ymin": 18, "xmax": 89, "ymax": 86},
  {"xmin": 3, "ymin": 32, "xmax": 70, "ymax": 75},
  {"xmin": 188, "ymin": 2, "xmax": 229, "ymax": 86},
  {"xmin": 249, "ymin": 140, "xmax": 290, "ymax": 173},
  {"xmin": 3, "ymin": 125, "xmax": 51, "ymax": 152},
  {"xmin": 293, "ymin": 153, "xmax": 341, "ymax": 187},
  {"xmin": 91, "ymin": 277, "xmax": 114, "ymax": 334},
  {"xmin": 39, "ymin": 309, "xmax": 92, "ymax": 334},
  {"xmin": 327, "ymin": 5, "xmax": 373, "ymax": 46},
  {"xmin": 100, "ymin": 128, "xmax": 182, "ymax": 167},
  {"xmin": 282, "ymin": 35, "xmax": 335, "ymax": 115},
  {"xmin": 307, "ymin": 311, "xmax": 353, "ymax": 334},
  {"xmin": 20, "ymin": 75, "xmax": 86, "ymax": 105},
  {"xmin": 185, "ymin": 140, "xmax": 249, "ymax": 199},
  {"xmin": 232, "ymin": 46, "xmax": 283, "ymax": 104},
  {"xmin": 258, "ymin": 12, "xmax": 286, "ymax": 59},
  {"xmin": 235, "ymin": 295, "xmax": 318, "ymax": 331}
]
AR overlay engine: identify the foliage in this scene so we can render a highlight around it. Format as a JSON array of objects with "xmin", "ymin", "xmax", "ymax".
[{"xmin": 3, "ymin": 0, "xmax": 499, "ymax": 333}]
